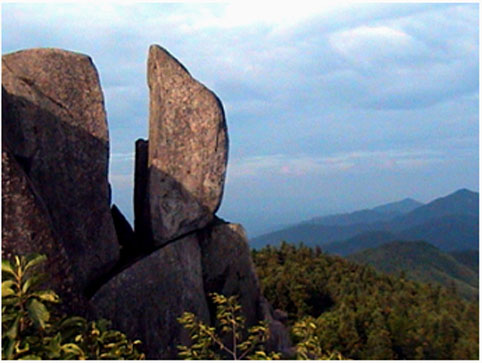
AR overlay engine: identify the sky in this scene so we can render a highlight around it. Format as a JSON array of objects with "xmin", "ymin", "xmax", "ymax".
[{"xmin": 2, "ymin": 2, "xmax": 479, "ymax": 238}]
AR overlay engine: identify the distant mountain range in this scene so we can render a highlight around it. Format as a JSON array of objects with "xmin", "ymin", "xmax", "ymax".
[
  {"xmin": 347, "ymin": 241, "xmax": 478, "ymax": 300},
  {"xmin": 304, "ymin": 198, "xmax": 423, "ymax": 226},
  {"xmin": 250, "ymin": 188, "xmax": 479, "ymax": 254}
]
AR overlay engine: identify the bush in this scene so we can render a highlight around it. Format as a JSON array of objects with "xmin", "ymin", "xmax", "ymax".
[
  {"xmin": 177, "ymin": 293, "xmax": 343, "ymax": 360},
  {"xmin": 2, "ymin": 253, "xmax": 145, "ymax": 360},
  {"xmin": 177, "ymin": 293, "xmax": 280, "ymax": 360}
]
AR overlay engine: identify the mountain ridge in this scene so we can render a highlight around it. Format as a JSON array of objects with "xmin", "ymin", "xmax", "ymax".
[
  {"xmin": 302, "ymin": 197, "xmax": 423, "ymax": 227},
  {"xmin": 250, "ymin": 189, "xmax": 478, "ymax": 253}
]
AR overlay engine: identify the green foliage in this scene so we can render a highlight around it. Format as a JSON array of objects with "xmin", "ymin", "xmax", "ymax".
[
  {"xmin": 292, "ymin": 316, "xmax": 344, "ymax": 360},
  {"xmin": 2, "ymin": 253, "xmax": 145, "ymax": 360},
  {"xmin": 347, "ymin": 241, "xmax": 479, "ymax": 300},
  {"xmin": 177, "ymin": 293, "xmax": 281, "ymax": 360},
  {"xmin": 253, "ymin": 242, "xmax": 479, "ymax": 360}
]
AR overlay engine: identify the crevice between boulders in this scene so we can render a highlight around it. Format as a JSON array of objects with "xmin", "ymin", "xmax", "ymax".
[{"xmin": 84, "ymin": 215, "xmax": 228, "ymax": 299}]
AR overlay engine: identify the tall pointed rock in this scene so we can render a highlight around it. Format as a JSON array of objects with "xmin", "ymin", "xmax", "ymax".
[{"xmin": 141, "ymin": 45, "xmax": 228, "ymax": 245}]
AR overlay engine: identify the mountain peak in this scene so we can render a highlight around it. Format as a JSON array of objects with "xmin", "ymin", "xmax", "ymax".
[{"xmin": 452, "ymin": 188, "xmax": 477, "ymax": 196}]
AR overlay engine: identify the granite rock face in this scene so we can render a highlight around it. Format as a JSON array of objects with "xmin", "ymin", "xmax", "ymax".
[
  {"xmin": 142, "ymin": 45, "xmax": 228, "ymax": 245},
  {"xmin": 90, "ymin": 234, "xmax": 210, "ymax": 359},
  {"xmin": 199, "ymin": 221, "xmax": 264, "ymax": 326},
  {"xmin": 199, "ymin": 221, "xmax": 292, "ymax": 355},
  {"xmin": 2, "ymin": 48, "xmax": 119, "ymax": 290},
  {"xmin": 1, "ymin": 148, "xmax": 86, "ymax": 313}
]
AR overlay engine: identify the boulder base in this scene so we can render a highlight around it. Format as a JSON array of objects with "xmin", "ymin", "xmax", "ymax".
[{"xmin": 90, "ymin": 234, "xmax": 210, "ymax": 359}]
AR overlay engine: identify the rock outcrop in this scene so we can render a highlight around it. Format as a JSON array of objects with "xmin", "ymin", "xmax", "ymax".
[
  {"xmin": 90, "ymin": 234, "xmax": 210, "ymax": 358},
  {"xmin": 138, "ymin": 45, "xmax": 229, "ymax": 245},
  {"xmin": 2, "ymin": 45, "xmax": 290, "ymax": 360},
  {"xmin": 2, "ymin": 48, "xmax": 119, "ymax": 291}
]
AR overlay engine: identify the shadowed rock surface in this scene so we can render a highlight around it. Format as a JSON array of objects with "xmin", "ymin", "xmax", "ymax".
[
  {"xmin": 134, "ymin": 138, "xmax": 150, "ymax": 247},
  {"xmin": 142, "ymin": 44, "xmax": 228, "ymax": 245},
  {"xmin": 2, "ymin": 48, "xmax": 119, "ymax": 290},
  {"xmin": 1, "ymin": 148, "xmax": 87, "ymax": 314},
  {"xmin": 199, "ymin": 221, "xmax": 292, "ymax": 355},
  {"xmin": 90, "ymin": 233, "xmax": 210, "ymax": 359},
  {"xmin": 111, "ymin": 204, "xmax": 136, "ymax": 255},
  {"xmin": 198, "ymin": 220, "xmax": 264, "ymax": 326}
]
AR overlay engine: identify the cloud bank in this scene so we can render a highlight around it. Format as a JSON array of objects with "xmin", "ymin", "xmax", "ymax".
[{"xmin": 3, "ymin": 3, "xmax": 478, "ymax": 236}]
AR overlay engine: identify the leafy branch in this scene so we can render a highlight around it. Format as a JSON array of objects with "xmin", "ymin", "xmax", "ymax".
[{"xmin": 177, "ymin": 293, "xmax": 280, "ymax": 360}]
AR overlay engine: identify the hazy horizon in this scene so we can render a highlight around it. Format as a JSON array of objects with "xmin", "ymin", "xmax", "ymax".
[{"xmin": 2, "ymin": 3, "xmax": 478, "ymax": 238}]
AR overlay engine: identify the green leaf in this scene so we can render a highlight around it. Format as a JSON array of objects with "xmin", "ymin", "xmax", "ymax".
[
  {"xmin": 59, "ymin": 316, "xmax": 87, "ymax": 329},
  {"xmin": 2, "ymin": 280, "xmax": 16, "ymax": 297},
  {"xmin": 32, "ymin": 290, "xmax": 60, "ymax": 303},
  {"xmin": 27, "ymin": 298, "xmax": 50, "ymax": 329},
  {"xmin": 21, "ymin": 275, "xmax": 44, "ymax": 294},
  {"xmin": 2, "ymin": 296, "xmax": 20, "ymax": 307},
  {"xmin": 2, "ymin": 259, "xmax": 16, "ymax": 277},
  {"xmin": 18, "ymin": 354, "xmax": 41, "ymax": 360},
  {"xmin": 14, "ymin": 340, "xmax": 30, "ymax": 356},
  {"xmin": 3, "ymin": 338, "xmax": 16, "ymax": 360},
  {"xmin": 5, "ymin": 316, "xmax": 20, "ymax": 340},
  {"xmin": 24, "ymin": 254, "xmax": 47, "ymax": 272},
  {"xmin": 45, "ymin": 333, "xmax": 62, "ymax": 358},
  {"xmin": 61, "ymin": 343, "xmax": 85, "ymax": 359}
]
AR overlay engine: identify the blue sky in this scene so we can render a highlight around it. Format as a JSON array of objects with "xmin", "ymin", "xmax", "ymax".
[{"xmin": 2, "ymin": 2, "xmax": 479, "ymax": 237}]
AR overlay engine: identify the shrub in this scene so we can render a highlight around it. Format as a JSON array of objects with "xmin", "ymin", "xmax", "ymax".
[
  {"xmin": 2, "ymin": 253, "xmax": 145, "ymax": 360},
  {"xmin": 177, "ymin": 293, "xmax": 280, "ymax": 360}
]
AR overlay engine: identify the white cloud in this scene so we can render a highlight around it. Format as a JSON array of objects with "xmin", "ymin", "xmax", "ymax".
[
  {"xmin": 329, "ymin": 24, "xmax": 432, "ymax": 69},
  {"xmin": 331, "ymin": 25, "xmax": 412, "ymax": 54},
  {"xmin": 228, "ymin": 149, "xmax": 447, "ymax": 179},
  {"xmin": 111, "ymin": 152, "xmax": 135, "ymax": 162}
]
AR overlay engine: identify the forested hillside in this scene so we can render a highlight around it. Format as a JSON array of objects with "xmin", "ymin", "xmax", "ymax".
[
  {"xmin": 252, "ymin": 243, "xmax": 479, "ymax": 360},
  {"xmin": 347, "ymin": 241, "xmax": 478, "ymax": 300},
  {"xmin": 449, "ymin": 250, "xmax": 479, "ymax": 273}
]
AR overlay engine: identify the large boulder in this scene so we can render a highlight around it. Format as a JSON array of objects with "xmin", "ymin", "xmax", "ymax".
[
  {"xmin": 198, "ymin": 220, "xmax": 264, "ymax": 326},
  {"xmin": 141, "ymin": 45, "xmax": 229, "ymax": 245},
  {"xmin": 2, "ymin": 49, "xmax": 119, "ymax": 290},
  {"xmin": 199, "ymin": 220, "xmax": 292, "ymax": 355},
  {"xmin": 90, "ymin": 234, "xmax": 210, "ymax": 359},
  {"xmin": 1, "ymin": 148, "xmax": 86, "ymax": 313}
]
